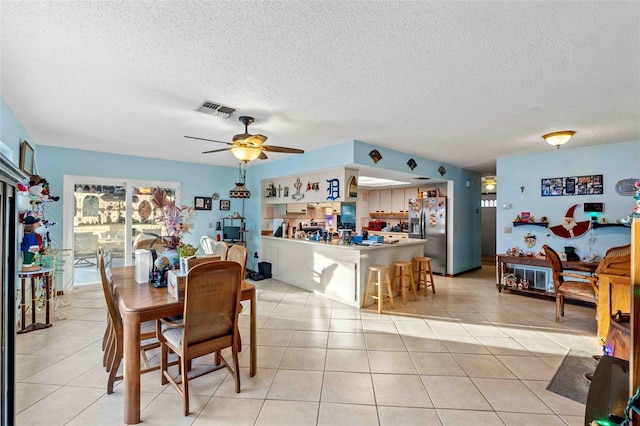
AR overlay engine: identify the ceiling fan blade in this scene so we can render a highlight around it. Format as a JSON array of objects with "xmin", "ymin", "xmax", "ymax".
[
  {"xmin": 258, "ymin": 151, "xmax": 268, "ymax": 160},
  {"xmin": 185, "ymin": 135, "xmax": 232, "ymax": 145},
  {"xmin": 201, "ymin": 147, "xmax": 232, "ymax": 154},
  {"xmin": 247, "ymin": 134, "xmax": 268, "ymax": 144},
  {"xmin": 261, "ymin": 144, "xmax": 305, "ymax": 154}
]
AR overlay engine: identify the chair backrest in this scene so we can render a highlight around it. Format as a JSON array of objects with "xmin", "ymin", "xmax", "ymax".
[
  {"xmin": 226, "ymin": 244, "xmax": 247, "ymax": 279},
  {"xmin": 98, "ymin": 253, "xmax": 122, "ymax": 333},
  {"xmin": 200, "ymin": 236, "xmax": 216, "ymax": 255},
  {"xmin": 605, "ymin": 243, "xmax": 631, "ymax": 258},
  {"xmin": 183, "ymin": 261, "xmax": 242, "ymax": 346},
  {"xmin": 214, "ymin": 241, "xmax": 229, "ymax": 259},
  {"xmin": 133, "ymin": 233, "xmax": 168, "ymax": 254},
  {"xmin": 543, "ymin": 245, "xmax": 564, "ymax": 291}
]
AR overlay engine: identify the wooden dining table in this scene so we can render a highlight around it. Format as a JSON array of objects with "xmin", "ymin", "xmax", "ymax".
[{"xmin": 111, "ymin": 266, "xmax": 257, "ymax": 424}]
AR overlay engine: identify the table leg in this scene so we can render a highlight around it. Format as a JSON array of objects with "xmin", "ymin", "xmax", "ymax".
[
  {"xmin": 250, "ymin": 288, "xmax": 257, "ymax": 377},
  {"xmin": 123, "ymin": 311, "xmax": 141, "ymax": 424},
  {"xmin": 20, "ymin": 277, "xmax": 26, "ymax": 332},
  {"xmin": 45, "ymin": 275, "xmax": 51, "ymax": 325},
  {"xmin": 31, "ymin": 277, "xmax": 36, "ymax": 325}
]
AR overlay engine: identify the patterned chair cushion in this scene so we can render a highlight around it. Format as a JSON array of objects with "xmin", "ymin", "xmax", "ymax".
[{"xmin": 558, "ymin": 281, "xmax": 596, "ymax": 299}]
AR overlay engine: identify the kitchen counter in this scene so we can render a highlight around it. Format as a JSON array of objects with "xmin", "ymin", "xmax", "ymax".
[{"xmin": 261, "ymin": 236, "xmax": 426, "ymax": 308}]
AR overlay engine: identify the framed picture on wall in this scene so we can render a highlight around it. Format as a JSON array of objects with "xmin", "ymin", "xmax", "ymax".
[
  {"xmin": 220, "ymin": 199, "xmax": 230, "ymax": 211},
  {"xmin": 193, "ymin": 196, "xmax": 212, "ymax": 210},
  {"xmin": 20, "ymin": 141, "xmax": 34, "ymax": 175}
]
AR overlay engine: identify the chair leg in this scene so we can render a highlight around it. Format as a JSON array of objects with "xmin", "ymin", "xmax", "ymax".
[
  {"xmin": 384, "ymin": 270, "xmax": 394, "ymax": 310},
  {"xmin": 160, "ymin": 342, "xmax": 168, "ymax": 385},
  {"xmin": 232, "ymin": 344, "xmax": 241, "ymax": 394},
  {"xmin": 107, "ymin": 336, "xmax": 122, "ymax": 394},
  {"xmin": 181, "ymin": 356, "xmax": 190, "ymax": 416},
  {"xmin": 555, "ymin": 295, "xmax": 562, "ymax": 322},
  {"xmin": 408, "ymin": 268, "xmax": 418, "ymax": 301}
]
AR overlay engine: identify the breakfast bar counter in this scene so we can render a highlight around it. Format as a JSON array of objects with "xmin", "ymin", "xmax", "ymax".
[{"xmin": 261, "ymin": 236, "xmax": 426, "ymax": 308}]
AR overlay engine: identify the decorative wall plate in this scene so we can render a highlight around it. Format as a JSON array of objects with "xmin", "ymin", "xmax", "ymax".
[
  {"xmin": 615, "ymin": 178, "xmax": 639, "ymax": 196},
  {"xmin": 212, "ymin": 192, "xmax": 220, "ymax": 200}
]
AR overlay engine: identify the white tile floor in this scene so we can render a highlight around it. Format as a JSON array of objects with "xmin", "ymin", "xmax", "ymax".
[{"xmin": 15, "ymin": 264, "xmax": 600, "ymax": 425}]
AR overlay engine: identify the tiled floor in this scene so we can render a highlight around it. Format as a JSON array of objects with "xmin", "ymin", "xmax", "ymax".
[{"xmin": 15, "ymin": 264, "xmax": 599, "ymax": 425}]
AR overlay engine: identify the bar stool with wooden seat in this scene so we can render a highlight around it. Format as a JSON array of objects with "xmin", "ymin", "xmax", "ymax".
[
  {"xmin": 392, "ymin": 261, "xmax": 418, "ymax": 304},
  {"xmin": 365, "ymin": 264, "xmax": 394, "ymax": 314},
  {"xmin": 412, "ymin": 256, "xmax": 435, "ymax": 296}
]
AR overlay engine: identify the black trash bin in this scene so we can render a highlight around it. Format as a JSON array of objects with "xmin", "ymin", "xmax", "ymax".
[{"xmin": 258, "ymin": 262, "xmax": 272, "ymax": 279}]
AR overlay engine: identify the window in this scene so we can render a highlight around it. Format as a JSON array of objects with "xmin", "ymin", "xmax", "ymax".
[{"xmin": 63, "ymin": 176, "xmax": 181, "ymax": 288}]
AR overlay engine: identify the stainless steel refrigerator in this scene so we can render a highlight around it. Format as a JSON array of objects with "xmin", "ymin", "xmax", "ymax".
[{"xmin": 408, "ymin": 197, "xmax": 447, "ymax": 274}]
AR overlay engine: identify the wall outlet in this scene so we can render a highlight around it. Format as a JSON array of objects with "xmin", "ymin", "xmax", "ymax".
[
  {"xmin": 504, "ymin": 227, "xmax": 512, "ymax": 234},
  {"xmin": 208, "ymin": 222, "xmax": 212, "ymax": 229}
]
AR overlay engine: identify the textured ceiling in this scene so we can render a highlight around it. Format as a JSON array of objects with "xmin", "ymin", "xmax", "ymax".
[{"xmin": 1, "ymin": 1, "xmax": 639, "ymax": 177}]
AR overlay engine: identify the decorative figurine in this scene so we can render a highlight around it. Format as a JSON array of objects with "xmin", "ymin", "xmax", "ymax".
[{"xmin": 21, "ymin": 216, "xmax": 46, "ymax": 271}]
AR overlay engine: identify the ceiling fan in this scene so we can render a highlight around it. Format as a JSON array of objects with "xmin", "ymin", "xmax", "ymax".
[{"xmin": 185, "ymin": 116, "xmax": 304, "ymax": 162}]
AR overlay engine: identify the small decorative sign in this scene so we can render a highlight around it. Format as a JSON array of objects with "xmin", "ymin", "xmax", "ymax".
[{"xmin": 219, "ymin": 199, "xmax": 230, "ymax": 210}]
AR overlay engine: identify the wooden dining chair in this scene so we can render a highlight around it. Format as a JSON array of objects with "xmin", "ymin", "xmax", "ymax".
[
  {"xmin": 200, "ymin": 235, "xmax": 216, "ymax": 255},
  {"xmin": 226, "ymin": 244, "xmax": 247, "ymax": 278},
  {"xmin": 214, "ymin": 241, "xmax": 230, "ymax": 259},
  {"xmin": 543, "ymin": 244, "xmax": 598, "ymax": 323},
  {"xmin": 156, "ymin": 261, "xmax": 243, "ymax": 416},
  {"xmin": 97, "ymin": 253, "xmax": 161, "ymax": 394}
]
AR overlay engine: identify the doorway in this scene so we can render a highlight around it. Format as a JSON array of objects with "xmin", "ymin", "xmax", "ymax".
[
  {"xmin": 63, "ymin": 176, "xmax": 180, "ymax": 288},
  {"xmin": 481, "ymin": 194, "xmax": 497, "ymax": 263}
]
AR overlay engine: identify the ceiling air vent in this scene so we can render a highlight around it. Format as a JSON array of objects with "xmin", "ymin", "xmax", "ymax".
[{"xmin": 196, "ymin": 100, "xmax": 237, "ymax": 119}]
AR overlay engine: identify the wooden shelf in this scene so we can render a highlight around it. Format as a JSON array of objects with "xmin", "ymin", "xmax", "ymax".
[
  {"xmin": 592, "ymin": 222, "xmax": 629, "ymax": 229},
  {"xmin": 370, "ymin": 212, "xmax": 409, "ymax": 219},
  {"xmin": 512, "ymin": 222, "xmax": 548, "ymax": 228}
]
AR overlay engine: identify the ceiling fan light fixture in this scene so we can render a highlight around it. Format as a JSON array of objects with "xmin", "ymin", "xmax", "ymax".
[
  {"xmin": 231, "ymin": 146, "xmax": 261, "ymax": 162},
  {"xmin": 543, "ymin": 130, "xmax": 575, "ymax": 149}
]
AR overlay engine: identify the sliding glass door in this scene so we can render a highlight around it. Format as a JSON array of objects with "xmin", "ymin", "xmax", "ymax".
[{"xmin": 63, "ymin": 176, "xmax": 180, "ymax": 288}]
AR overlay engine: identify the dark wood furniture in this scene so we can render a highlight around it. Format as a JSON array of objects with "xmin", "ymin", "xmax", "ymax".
[
  {"xmin": 112, "ymin": 266, "xmax": 257, "ymax": 424},
  {"xmin": 495, "ymin": 254, "xmax": 597, "ymax": 295},
  {"xmin": 17, "ymin": 268, "xmax": 53, "ymax": 334}
]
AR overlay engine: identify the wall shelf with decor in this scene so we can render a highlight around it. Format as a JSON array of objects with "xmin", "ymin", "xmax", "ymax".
[
  {"xmin": 591, "ymin": 223, "xmax": 630, "ymax": 229},
  {"xmin": 512, "ymin": 222, "xmax": 549, "ymax": 228}
]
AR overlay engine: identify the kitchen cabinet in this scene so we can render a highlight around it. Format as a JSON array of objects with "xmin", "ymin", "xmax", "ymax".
[
  {"xmin": 379, "ymin": 190, "xmax": 392, "ymax": 213},
  {"xmin": 369, "ymin": 191, "xmax": 380, "ymax": 214},
  {"xmin": 286, "ymin": 203, "xmax": 306, "ymax": 214},
  {"xmin": 391, "ymin": 189, "xmax": 409, "ymax": 213}
]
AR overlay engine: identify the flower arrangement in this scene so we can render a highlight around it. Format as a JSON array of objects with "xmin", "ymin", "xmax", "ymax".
[
  {"xmin": 176, "ymin": 242, "xmax": 198, "ymax": 257},
  {"xmin": 150, "ymin": 188, "xmax": 196, "ymax": 249}
]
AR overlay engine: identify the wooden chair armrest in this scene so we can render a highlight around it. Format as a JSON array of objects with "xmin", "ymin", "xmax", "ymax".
[{"xmin": 158, "ymin": 317, "xmax": 184, "ymax": 328}]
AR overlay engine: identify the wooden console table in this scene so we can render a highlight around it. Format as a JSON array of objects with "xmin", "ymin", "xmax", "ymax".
[
  {"xmin": 496, "ymin": 254, "xmax": 597, "ymax": 294},
  {"xmin": 17, "ymin": 268, "xmax": 53, "ymax": 334}
]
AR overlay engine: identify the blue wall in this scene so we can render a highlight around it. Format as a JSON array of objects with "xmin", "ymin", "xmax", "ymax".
[
  {"xmin": 0, "ymin": 98, "xmax": 31, "ymax": 166},
  {"xmin": 35, "ymin": 146, "xmax": 241, "ymax": 251},
  {"xmin": 496, "ymin": 140, "xmax": 639, "ymax": 259},
  {"xmin": 2, "ymin": 94, "xmax": 488, "ymax": 276}
]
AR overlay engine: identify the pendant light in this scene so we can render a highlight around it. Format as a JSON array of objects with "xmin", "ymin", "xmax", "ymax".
[{"xmin": 229, "ymin": 163, "xmax": 251, "ymax": 199}]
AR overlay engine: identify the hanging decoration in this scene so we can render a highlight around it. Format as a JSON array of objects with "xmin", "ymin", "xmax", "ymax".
[
  {"xmin": 548, "ymin": 204, "xmax": 590, "ymax": 239},
  {"xmin": 229, "ymin": 162, "xmax": 251, "ymax": 199}
]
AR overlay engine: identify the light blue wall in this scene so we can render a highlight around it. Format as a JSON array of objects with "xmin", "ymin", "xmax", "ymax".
[
  {"xmin": 0, "ymin": 98, "xmax": 31, "ymax": 166},
  {"xmin": 34, "ymin": 145, "xmax": 240, "ymax": 251},
  {"xmin": 3, "ymin": 95, "xmax": 482, "ymax": 275},
  {"xmin": 352, "ymin": 141, "xmax": 482, "ymax": 274},
  {"xmin": 496, "ymin": 140, "xmax": 639, "ymax": 259}
]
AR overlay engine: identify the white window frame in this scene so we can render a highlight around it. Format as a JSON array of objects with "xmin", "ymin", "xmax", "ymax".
[{"xmin": 62, "ymin": 175, "xmax": 181, "ymax": 289}]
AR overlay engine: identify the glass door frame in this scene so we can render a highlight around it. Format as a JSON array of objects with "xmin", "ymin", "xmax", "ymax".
[{"xmin": 62, "ymin": 175, "xmax": 181, "ymax": 289}]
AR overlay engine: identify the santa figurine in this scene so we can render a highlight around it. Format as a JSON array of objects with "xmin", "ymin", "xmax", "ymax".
[
  {"xmin": 549, "ymin": 204, "xmax": 591, "ymax": 239},
  {"xmin": 21, "ymin": 216, "xmax": 46, "ymax": 271}
]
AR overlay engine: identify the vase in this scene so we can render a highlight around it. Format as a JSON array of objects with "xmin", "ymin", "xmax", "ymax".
[{"xmin": 163, "ymin": 249, "xmax": 180, "ymax": 267}]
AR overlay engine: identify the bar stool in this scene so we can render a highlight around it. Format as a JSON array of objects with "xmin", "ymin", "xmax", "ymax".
[
  {"xmin": 365, "ymin": 265, "xmax": 394, "ymax": 314},
  {"xmin": 392, "ymin": 261, "xmax": 417, "ymax": 304},
  {"xmin": 412, "ymin": 256, "xmax": 435, "ymax": 296}
]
